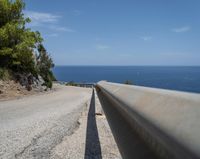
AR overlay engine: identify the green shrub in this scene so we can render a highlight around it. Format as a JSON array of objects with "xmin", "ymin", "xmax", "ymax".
[
  {"xmin": 36, "ymin": 44, "xmax": 55, "ymax": 88},
  {"xmin": 0, "ymin": 68, "xmax": 12, "ymax": 80},
  {"xmin": 66, "ymin": 81, "xmax": 78, "ymax": 86},
  {"xmin": 124, "ymin": 80, "xmax": 133, "ymax": 85},
  {"xmin": 44, "ymin": 80, "xmax": 52, "ymax": 89}
]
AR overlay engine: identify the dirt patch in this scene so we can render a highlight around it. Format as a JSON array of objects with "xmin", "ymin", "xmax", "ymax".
[{"xmin": 0, "ymin": 80, "xmax": 44, "ymax": 101}]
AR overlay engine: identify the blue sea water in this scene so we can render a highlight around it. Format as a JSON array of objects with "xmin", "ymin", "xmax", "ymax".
[{"xmin": 53, "ymin": 66, "xmax": 200, "ymax": 93}]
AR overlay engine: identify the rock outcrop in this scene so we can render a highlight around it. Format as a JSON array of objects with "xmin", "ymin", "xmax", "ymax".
[{"xmin": 0, "ymin": 75, "xmax": 47, "ymax": 100}]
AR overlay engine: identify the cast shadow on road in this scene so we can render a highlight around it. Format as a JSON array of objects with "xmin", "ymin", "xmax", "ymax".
[
  {"xmin": 96, "ymin": 89, "xmax": 159, "ymax": 159},
  {"xmin": 84, "ymin": 89, "xmax": 102, "ymax": 159}
]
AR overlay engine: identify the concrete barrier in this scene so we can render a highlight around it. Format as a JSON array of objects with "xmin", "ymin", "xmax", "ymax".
[{"xmin": 96, "ymin": 81, "xmax": 200, "ymax": 159}]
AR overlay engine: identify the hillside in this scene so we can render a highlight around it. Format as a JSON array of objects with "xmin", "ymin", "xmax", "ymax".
[{"xmin": 0, "ymin": 0, "xmax": 55, "ymax": 96}]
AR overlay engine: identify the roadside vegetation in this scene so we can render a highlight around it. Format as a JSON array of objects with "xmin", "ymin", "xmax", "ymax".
[
  {"xmin": 124, "ymin": 80, "xmax": 133, "ymax": 85},
  {"xmin": 0, "ymin": 0, "xmax": 55, "ymax": 89},
  {"xmin": 66, "ymin": 81, "xmax": 79, "ymax": 86}
]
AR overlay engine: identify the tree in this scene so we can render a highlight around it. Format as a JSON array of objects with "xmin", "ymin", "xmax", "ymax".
[
  {"xmin": 0, "ymin": 0, "xmax": 43, "ymax": 73},
  {"xmin": 0, "ymin": 0, "xmax": 55, "ymax": 88},
  {"xmin": 36, "ymin": 44, "xmax": 55, "ymax": 88}
]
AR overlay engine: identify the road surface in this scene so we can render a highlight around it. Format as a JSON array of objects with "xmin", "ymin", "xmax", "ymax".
[{"xmin": 0, "ymin": 85, "xmax": 92, "ymax": 159}]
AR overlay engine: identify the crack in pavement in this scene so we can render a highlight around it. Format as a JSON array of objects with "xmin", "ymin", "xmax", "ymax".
[{"xmin": 14, "ymin": 102, "xmax": 88, "ymax": 159}]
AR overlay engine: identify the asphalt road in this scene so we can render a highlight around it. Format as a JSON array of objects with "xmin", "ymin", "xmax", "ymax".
[{"xmin": 0, "ymin": 85, "xmax": 92, "ymax": 159}]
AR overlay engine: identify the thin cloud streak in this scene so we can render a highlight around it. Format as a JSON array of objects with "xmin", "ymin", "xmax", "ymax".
[
  {"xmin": 49, "ymin": 26, "xmax": 75, "ymax": 32},
  {"xmin": 24, "ymin": 11, "xmax": 61, "ymax": 26},
  {"xmin": 172, "ymin": 26, "xmax": 190, "ymax": 33},
  {"xmin": 96, "ymin": 44, "xmax": 110, "ymax": 50},
  {"xmin": 25, "ymin": 11, "xmax": 75, "ymax": 33},
  {"xmin": 72, "ymin": 10, "xmax": 81, "ymax": 16},
  {"xmin": 140, "ymin": 36, "xmax": 152, "ymax": 41},
  {"xmin": 48, "ymin": 33, "xmax": 58, "ymax": 37}
]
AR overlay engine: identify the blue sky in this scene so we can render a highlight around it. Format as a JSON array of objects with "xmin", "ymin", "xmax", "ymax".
[{"xmin": 25, "ymin": 0, "xmax": 200, "ymax": 66}]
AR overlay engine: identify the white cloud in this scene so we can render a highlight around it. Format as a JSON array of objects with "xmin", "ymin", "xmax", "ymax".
[
  {"xmin": 140, "ymin": 36, "xmax": 152, "ymax": 41},
  {"xmin": 49, "ymin": 26, "xmax": 75, "ymax": 32},
  {"xmin": 48, "ymin": 33, "xmax": 58, "ymax": 37},
  {"xmin": 25, "ymin": 11, "xmax": 61, "ymax": 26},
  {"xmin": 25, "ymin": 11, "xmax": 75, "ymax": 33},
  {"xmin": 96, "ymin": 44, "xmax": 110, "ymax": 50},
  {"xmin": 172, "ymin": 26, "xmax": 190, "ymax": 33},
  {"xmin": 72, "ymin": 10, "xmax": 81, "ymax": 16}
]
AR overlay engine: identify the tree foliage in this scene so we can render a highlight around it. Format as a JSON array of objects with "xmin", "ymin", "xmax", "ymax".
[
  {"xmin": 0, "ymin": 0, "xmax": 55, "ymax": 88},
  {"xmin": 36, "ymin": 44, "xmax": 55, "ymax": 88}
]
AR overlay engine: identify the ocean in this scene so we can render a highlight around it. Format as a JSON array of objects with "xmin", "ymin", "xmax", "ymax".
[{"xmin": 53, "ymin": 66, "xmax": 200, "ymax": 93}]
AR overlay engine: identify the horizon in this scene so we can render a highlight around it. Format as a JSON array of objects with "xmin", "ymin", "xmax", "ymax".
[
  {"xmin": 25, "ymin": 0, "xmax": 200, "ymax": 66},
  {"xmin": 54, "ymin": 65, "xmax": 200, "ymax": 67}
]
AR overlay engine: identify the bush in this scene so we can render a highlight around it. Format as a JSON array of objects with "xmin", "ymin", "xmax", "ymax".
[
  {"xmin": 44, "ymin": 80, "xmax": 52, "ymax": 89},
  {"xmin": 66, "ymin": 81, "xmax": 78, "ymax": 86},
  {"xmin": 0, "ymin": 68, "xmax": 12, "ymax": 80},
  {"xmin": 124, "ymin": 80, "xmax": 133, "ymax": 85}
]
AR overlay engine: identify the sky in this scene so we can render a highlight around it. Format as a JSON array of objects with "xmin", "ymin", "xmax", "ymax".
[{"xmin": 25, "ymin": 0, "xmax": 200, "ymax": 66}]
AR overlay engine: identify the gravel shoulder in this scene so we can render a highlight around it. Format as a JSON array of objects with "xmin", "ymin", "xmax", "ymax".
[{"xmin": 51, "ymin": 89, "xmax": 121, "ymax": 159}]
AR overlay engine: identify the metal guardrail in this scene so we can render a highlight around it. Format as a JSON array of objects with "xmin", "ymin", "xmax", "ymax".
[{"xmin": 96, "ymin": 81, "xmax": 200, "ymax": 159}]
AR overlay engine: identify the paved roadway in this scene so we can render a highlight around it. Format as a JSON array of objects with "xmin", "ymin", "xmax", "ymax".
[{"xmin": 0, "ymin": 85, "xmax": 91, "ymax": 159}]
